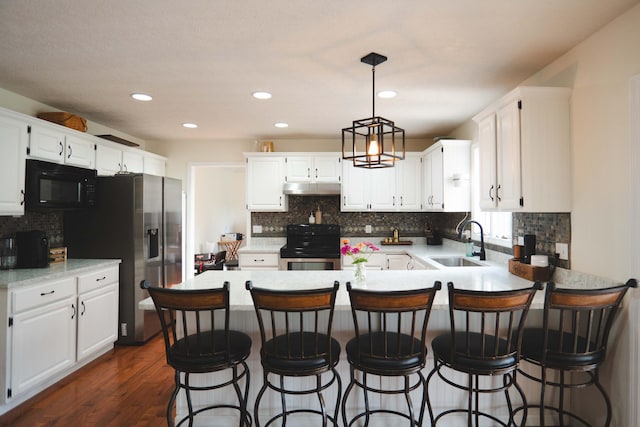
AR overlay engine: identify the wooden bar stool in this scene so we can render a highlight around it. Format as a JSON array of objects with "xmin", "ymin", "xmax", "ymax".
[
  {"xmin": 141, "ymin": 280, "xmax": 252, "ymax": 427},
  {"xmin": 426, "ymin": 281, "xmax": 541, "ymax": 427},
  {"xmin": 246, "ymin": 280, "xmax": 341, "ymax": 427},
  {"xmin": 341, "ymin": 281, "xmax": 441, "ymax": 427},
  {"xmin": 516, "ymin": 279, "xmax": 637, "ymax": 426}
]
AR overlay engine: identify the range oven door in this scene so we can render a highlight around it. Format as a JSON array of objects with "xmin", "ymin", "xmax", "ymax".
[{"xmin": 279, "ymin": 257, "xmax": 341, "ymax": 270}]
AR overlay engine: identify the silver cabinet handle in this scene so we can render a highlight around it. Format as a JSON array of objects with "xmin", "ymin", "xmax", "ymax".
[
  {"xmin": 67, "ymin": 144, "xmax": 72, "ymax": 159},
  {"xmin": 497, "ymin": 184, "xmax": 502, "ymax": 202},
  {"xmin": 59, "ymin": 141, "xmax": 63, "ymax": 156},
  {"xmin": 489, "ymin": 185, "xmax": 494, "ymax": 201}
]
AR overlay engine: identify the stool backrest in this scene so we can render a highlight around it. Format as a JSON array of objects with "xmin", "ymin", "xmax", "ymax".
[
  {"xmin": 347, "ymin": 281, "xmax": 441, "ymax": 367},
  {"xmin": 141, "ymin": 280, "xmax": 232, "ymax": 365},
  {"xmin": 540, "ymin": 279, "xmax": 637, "ymax": 367},
  {"xmin": 447, "ymin": 282, "xmax": 541, "ymax": 370},
  {"xmin": 246, "ymin": 281, "xmax": 339, "ymax": 365}
]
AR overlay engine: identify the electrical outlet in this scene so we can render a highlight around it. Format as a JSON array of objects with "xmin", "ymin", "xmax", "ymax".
[
  {"xmin": 517, "ymin": 236, "xmax": 524, "ymax": 245},
  {"xmin": 365, "ymin": 225, "xmax": 372, "ymax": 234},
  {"xmin": 556, "ymin": 243, "xmax": 569, "ymax": 260},
  {"xmin": 121, "ymin": 323, "xmax": 127, "ymax": 337},
  {"xmin": 252, "ymin": 225, "xmax": 262, "ymax": 234}
]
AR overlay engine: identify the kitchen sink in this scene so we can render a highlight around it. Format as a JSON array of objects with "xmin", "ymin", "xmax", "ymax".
[{"xmin": 430, "ymin": 257, "xmax": 486, "ymax": 267}]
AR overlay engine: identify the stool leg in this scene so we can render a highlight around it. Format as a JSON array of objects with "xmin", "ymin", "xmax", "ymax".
[
  {"xmin": 315, "ymin": 374, "xmax": 327, "ymax": 427},
  {"xmin": 418, "ymin": 372, "xmax": 428, "ymax": 427},
  {"xmin": 593, "ymin": 370, "xmax": 612, "ymax": 427},
  {"xmin": 168, "ymin": 370, "xmax": 181, "ymax": 427},
  {"xmin": 363, "ymin": 372, "xmax": 371, "ymax": 427},
  {"xmin": 403, "ymin": 375, "xmax": 415, "ymax": 426},
  {"xmin": 254, "ymin": 373, "xmax": 269, "ymax": 427},
  {"xmin": 558, "ymin": 370, "xmax": 566, "ymax": 427},
  {"xmin": 341, "ymin": 366, "xmax": 356, "ymax": 427},
  {"xmin": 184, "ymin": 372, "xmax": 194, "ymax": 427},
  {"xmin": 425, "ymin": 362, "xmax": 439, "ymax": 425},
  {"xmin": 332, "ymin": 368, "xmax": 342, "ymax": 427},
  {"xmin": 539, "ymin": 366, "xmax": 547, "ymax": 427},
  {"xmin": 280, "ymin": 375, "xmax": 288, "ymax": 426},
  {"xmin": 468, "ymin": 373, "xmax": 473, "ymax": 427}
]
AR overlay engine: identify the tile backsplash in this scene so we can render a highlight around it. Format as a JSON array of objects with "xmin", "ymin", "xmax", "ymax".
[{"xmin": 0, "ymin": 211, "xmax": 64, "ymax": 247}]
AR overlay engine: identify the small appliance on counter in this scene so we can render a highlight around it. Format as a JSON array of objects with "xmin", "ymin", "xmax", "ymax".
[
  {"xmin": 0, "ymin": 236, "xmax": 17, "ymax": 270},
  {"xmin": 16, "ymin": 230, "xmax": 50, "ymax": 268}
]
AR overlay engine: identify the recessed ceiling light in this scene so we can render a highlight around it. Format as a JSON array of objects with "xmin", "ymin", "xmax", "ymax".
[
  {"xmin": 182, "ymin": 123, "xmax": 198, "ymax": 129},
  {"xmin": 130, "ymin": 93, "xmax": 153, "ymax": 101},
  {"xmin": 252, "ymin": 91, "xmax": 272, "ymax": 99},
  {"xmin": 377, "ymin": 90, "xmax": 397, "ymax": 99},
  {"xmin": 274, "ymin": 122, "xmax": 288, "ymax": 128}
]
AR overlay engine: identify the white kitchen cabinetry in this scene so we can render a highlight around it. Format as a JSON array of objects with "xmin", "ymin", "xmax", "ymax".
[
  {"xmin": 396, "ymin": 154, "xmax": 422, "ymax": 211},
  {"xmin": 386, "ymin": 253, "xmax": 412, "ymax": 270},
  {"xmin": 76, "ymin": 267, "xmax": 119, "ymax": 362},
  {"xmin": 1, "ymin": 262, "xmax": 119, "ymax": 409},
  {"xmin": 9, "ymin": 277, "xmax": 77, "ymax": 399},
  {"xmin": 28, "ymin": 123, "xmax": 95, "ymax": 169},
  {"xmin": 341, "ymin": 161, "xmax": 396, "ymax": 211},
  {"xmin": 285, "ymin": 154, "xmax": 341, "ymax": 183},
  {"xmin": 0, "ymin": 110, "xmax": 28, "ymax": 216},
  {"xmin": 96, "ymin": 142, "xmax": 144, "ymax": 175},
  {"xmin": 143, "ymin": 153, "xmax": 166, "ymax": 177},
  {"xmin": 422, "ymin": 140, "xmax": 471, "ymax": 212},
  {"xmin": 246, "ymin": 155, "xmax": 288, "ymax": 211},
  {"xmin": 473, "ymin": 86, "xmax": 572, "ymax": 212},
  {"xmin": 239, "ymin": 252, "xmax": 279, "ymax": 270}
]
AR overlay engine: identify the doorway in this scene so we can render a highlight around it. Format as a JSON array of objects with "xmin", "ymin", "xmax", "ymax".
[{"xmin": 186, "ymin": 162, "xmax": 246, "ymax": 277}]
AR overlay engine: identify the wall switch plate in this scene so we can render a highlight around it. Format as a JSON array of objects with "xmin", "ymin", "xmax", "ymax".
[
  {"xmin": 556, "ymin": 243, "xmax": 569, "ymax": 260},
  {"xmin": 365, "ymin": 225, "xmax": 372, "ymax": 234},
  {"xmin": 517, "ymin": 236, "xmax": 525, "ymax": 245},
  {"xmin": 252, "ymin": 225, "xmax": 263, "ymax": 234}
]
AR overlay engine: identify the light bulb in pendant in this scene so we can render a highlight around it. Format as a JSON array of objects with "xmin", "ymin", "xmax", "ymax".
[{"xmin": 368, "ymin": 133, "xmax": 380, "ymax": 156}]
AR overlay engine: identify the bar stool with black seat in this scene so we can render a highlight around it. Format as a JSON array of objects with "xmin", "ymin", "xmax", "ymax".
[
  {"xmin": 516, "ymin": 279, "xmax": 637, "ymax": 427},
  {"xmin": 246, "ymin": 280, "xmax": 341, "ymax": 427},
  {"xmin": 426, "ymin": 281, "xmax": 541, "ymax": 427},
  {"xmin": 341, "ymin": 281, "xmax": 442, "ymax": 427},
  {"xmin": 141, "ymin": 280, "xmax": 252, "ymax": 427}
]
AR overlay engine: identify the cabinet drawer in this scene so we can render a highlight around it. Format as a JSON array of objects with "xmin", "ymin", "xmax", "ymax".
[
  {"xmin": 77, "ymin": 266, "xmax": 119, "ymax": 294},
  {"xmin": 12, "ymin": 277, "xmax": 76, "ymax": 314},
  {"xmin": 239, "ymin": 253, "xmax": 279, "ymax": 268}
]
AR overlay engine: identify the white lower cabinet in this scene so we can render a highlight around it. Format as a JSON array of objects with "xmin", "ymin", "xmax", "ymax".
[
  {"xmin": 76, "ymin": 268, "xmax": 119, "ymax": 362},
  {"xmin": 2, "ymin": 264, "xmax": 119, "ymax": 409},
  {"xmin": 239, "ymin": 252, "xmax": 279, "ymax": 270},
  {"xmin": 9, "ymin": 278, "xmax": 76, "ymax": 399}
]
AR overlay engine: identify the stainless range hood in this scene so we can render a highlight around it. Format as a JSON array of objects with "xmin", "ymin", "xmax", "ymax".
[{"xmin": 282, "ymin": 182, "xmax": 341, "ymax": 196}]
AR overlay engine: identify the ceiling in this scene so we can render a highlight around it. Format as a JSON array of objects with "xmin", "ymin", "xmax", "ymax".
[{"xmin": 0, "ymin": 0, "xmax": 637, "ymax": 143}]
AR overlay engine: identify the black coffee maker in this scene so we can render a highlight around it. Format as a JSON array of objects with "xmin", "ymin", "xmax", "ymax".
[{"xmin": 16, "ymin": 230, "xmax": 50, "ymax": 268}]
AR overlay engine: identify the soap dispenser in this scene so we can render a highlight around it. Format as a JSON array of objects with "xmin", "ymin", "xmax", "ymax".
[{"xmin": 466, "ymin": 238, "xmax": 474, "ymax": 257}]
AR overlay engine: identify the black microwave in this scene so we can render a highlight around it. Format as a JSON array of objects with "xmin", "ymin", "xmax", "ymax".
[{"xmin": 25, "ymin": 159, "xmax": 97, "ymax": 211}]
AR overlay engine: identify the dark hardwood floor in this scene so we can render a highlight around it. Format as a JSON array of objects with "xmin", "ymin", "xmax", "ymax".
[{"xmin": 0, "ymin": 334, "xmax": 173, "ymax": 427}]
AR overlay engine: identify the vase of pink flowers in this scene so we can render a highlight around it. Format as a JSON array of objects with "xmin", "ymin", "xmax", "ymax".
[{"xmin": 341, "ymin": 239, "xmax": 379, "ymax": 284}]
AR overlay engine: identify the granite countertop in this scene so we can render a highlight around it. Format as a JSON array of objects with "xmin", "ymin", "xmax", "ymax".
[{"xmin": 0, "ymin": 259, "xmax": 122, "ymax": 289}]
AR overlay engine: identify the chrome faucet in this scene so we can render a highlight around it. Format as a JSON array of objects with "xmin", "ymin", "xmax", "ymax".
[{"xmin": 458, "ymin": 220, "xmax": 486, "ymax": 261}]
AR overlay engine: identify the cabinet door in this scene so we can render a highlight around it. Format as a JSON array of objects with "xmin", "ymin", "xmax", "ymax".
[
  {"xmin": 246, "ymin": 157, "xmax": 287, "ymax": 211},
  {"xmin": 341, "ymin": 161, "xmax": 369, "ymax": 211},
  {"xmin": 122, "ymin": 150, "xmax": 144, "ymax": 173},
  {"xmin": 28, "ymin": 124, "xmax": 65, "ymax": 163},
  {"xmin": 369, "ymin": 167, "xmax": 396, "ymax": 211},
  {"xmin": 285, "ymin": 156, "xmax": 313, "ymax": 182},
  {"xmin": 10, "ymin": 296, "xmax": 76, "ymax": 398},
  {"xmin": 496, "ymin": 101, "xmax": 523, "ymax": 210},
  {"xmin": 65, "ymin": 134, "xmax": 95, "ymax": 168},
  {"xmin": 0, "ymin": 114, "xmax": 28, "ymax": 215},
  {"xmin": 313, "ymin": 155, "xmax": 341, "ymax": 183},
  {"xmin": 143, "ymin": 155, "xmax": 166, "ymax": 176},
  {"xmin": 77, "ymin": 283, "xmax": 118, "ymax": 362},
  {"xmin": 478, "ymin": 114, "xmax": 498, "ymax": 210},
  {"xmin": 95, "ymin": 144, "xmax": 122, "ymax": 175},
  {"xmin": 396, "ymin": 156, "xmax": 422, "ymax": 211},
  {"xmin": 386, "ymin": 254, "xmax": 411, "ymax": 270},
  {"xmin": 423, "ymin": 148, "xmax": 443, "ymax": 211}
]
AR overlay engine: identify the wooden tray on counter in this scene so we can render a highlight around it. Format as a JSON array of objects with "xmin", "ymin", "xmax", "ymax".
[
  {"xmin": 508, "ymin": 258, "xmax": 550, "ymax": 281},
  {"xmin": 380, "ymin": 240, "xmax": 413, "ymax": 246}
]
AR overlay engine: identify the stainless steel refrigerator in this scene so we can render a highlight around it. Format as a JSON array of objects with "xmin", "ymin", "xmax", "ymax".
[{"xmin": 64, "ymin": 174, "xmax": 183, "ymax": 344}]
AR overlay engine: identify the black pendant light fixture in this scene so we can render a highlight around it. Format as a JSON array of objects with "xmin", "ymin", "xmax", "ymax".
[{"xmin": 342, "ymin": 52, "xmax": 405, "ymax": 169}]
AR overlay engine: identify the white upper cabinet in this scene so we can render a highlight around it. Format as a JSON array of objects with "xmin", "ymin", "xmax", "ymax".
[
  {"xmin": 341, "ymin": 161, "xmax": 395, "ymax": 211},
  {"xmin": 395, "ymin": 154, "xmax": 422, "ymax": 211},
  {"xmin": 28, "ymin": 122, "xmax": 95, "ymax": 169},
  {"xmin": 422, "ymin": 140, "xmax": 471, "ymax": 212},
  {"xmin": 285, "ymin": 154, "xmax": 341, "ymax": 183},
  {"xmin": 473, "ymin": 86, "xmax": 572, "ymax": 212},
  {"xmin": 95, "ymin": 142, "xmax": 145, "ymax": 175},
  {"xmin": 0, "ymin": 110, "xmax": 28, "ymax": 216},
  {"xmin": 143, "ymin": 153, "xmax": 166, "ymax": 177},
  {"xmin": 246, "ymin": 155, "xmax": 288, "ymax": 211}
]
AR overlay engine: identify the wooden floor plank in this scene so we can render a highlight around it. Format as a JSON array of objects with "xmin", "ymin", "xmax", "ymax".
[{"xmin": 0, "ymin": 334, "xmax": 173, "ymax": 427}]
